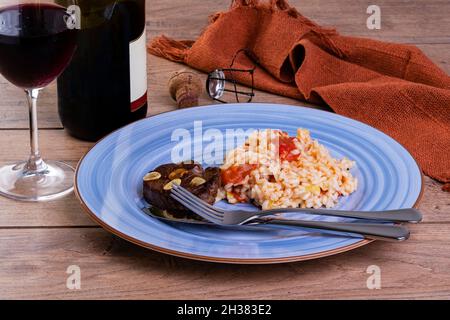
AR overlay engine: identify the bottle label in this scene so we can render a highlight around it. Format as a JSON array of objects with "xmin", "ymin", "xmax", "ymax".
[{"xmin": 129, "ymin": 28, "xmax": 148, "ymax": 112}]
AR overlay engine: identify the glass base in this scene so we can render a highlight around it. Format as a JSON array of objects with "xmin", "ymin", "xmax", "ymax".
[{"xmin": 0, "ymin": 160, "xmax": 74, "ymax": 202}]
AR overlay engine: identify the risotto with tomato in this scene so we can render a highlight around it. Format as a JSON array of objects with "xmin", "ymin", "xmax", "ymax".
[{"xmin": 218, "ymin": 129, "xmax": 358, "ymax": 209}]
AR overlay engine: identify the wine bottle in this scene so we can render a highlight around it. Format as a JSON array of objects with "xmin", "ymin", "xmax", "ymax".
[{"xmin": 57, "ymin": 0, "xmax": 148, "ymax": 141}]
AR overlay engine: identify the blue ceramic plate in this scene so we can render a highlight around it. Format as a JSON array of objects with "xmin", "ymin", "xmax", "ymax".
[{"xmin": 75, "ymin": 104, "xmax": 423, "ymax": 264}]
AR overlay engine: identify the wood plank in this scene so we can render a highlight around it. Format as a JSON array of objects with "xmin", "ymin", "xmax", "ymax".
[
  {"xmin": 0, "ymin": 129, "xmax": 95, "ymax": 226},
  {"xmin": 146, "ymin": 56, "xmax": 322, "ymax": 117},
  {"xmin": 0, "ymin": 130, "xmax": 95, "ymax": 226},
  {"xmin": 0, "ymin": 193, "xmax": 97, "ymax": 227},
  {"xmin": 0, "ymin": 223, "xmax": 449, "ymax": 299},
  {"xmin": 418, "ymin": 177, "xmax": 450, "ymax": 223},
  {"xmin": 0, "ymin": 130, "xmax": 92, "ymax": 162},
  {"xmin": 0, "ymin": 81, "xmax": 61, "ymax": 129},
  {"xmin": 146, "ymin": 0, "xmax": 450, "ymax": 43}
]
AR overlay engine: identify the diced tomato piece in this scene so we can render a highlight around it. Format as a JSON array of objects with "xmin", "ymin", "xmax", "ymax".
[
  {"xmin": 221, "ymin": 164, "xmax": 258, "ymax": 185},
  {"xmin": 279, "ymin": 136, "xmax": 300, "ymax": 162},
  {"xmin": 230, "ymin": 190, "xmax": 248, "ymax": 203}
]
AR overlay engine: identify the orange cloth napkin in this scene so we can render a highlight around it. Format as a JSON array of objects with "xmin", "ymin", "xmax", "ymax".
[{"xmin": 148, "ymin": 0, "xmax": 450, "ymax": 188}]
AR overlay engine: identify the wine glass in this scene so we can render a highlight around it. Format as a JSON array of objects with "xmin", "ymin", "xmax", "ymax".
[{"xmin": 0, "ymin": 0, "xmax": 79, "ymax": 201}]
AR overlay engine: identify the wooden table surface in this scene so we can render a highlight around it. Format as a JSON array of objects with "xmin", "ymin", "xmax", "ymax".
[{"xmin": 1, "ymin": 0, "xmax": 449, "ymax": 300}]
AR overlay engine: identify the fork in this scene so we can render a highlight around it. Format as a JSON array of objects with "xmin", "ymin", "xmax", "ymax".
[{"xmin": 170, "ymin": 184, "xmax": 413, "ymax": 241}]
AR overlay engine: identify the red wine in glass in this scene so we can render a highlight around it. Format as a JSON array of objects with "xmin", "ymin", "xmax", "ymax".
[
  {"xmin": 0, "ymin": 1, "xmax": 78, "ymax": 202},
  {"xmin": 0, "ymin": 3, "xmax": 76, "ymax": 88}
]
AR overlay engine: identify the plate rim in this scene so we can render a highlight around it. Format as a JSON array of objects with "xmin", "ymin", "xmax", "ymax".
[{"xmin": 74, "ymin": 103, "xmax": 424, "ymax": 264}]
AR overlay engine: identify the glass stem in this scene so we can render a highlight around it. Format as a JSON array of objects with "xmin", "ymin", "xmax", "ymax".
[{"xmin": 25, "ymin": 89, "xmax": 46, "ymax": 173}]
